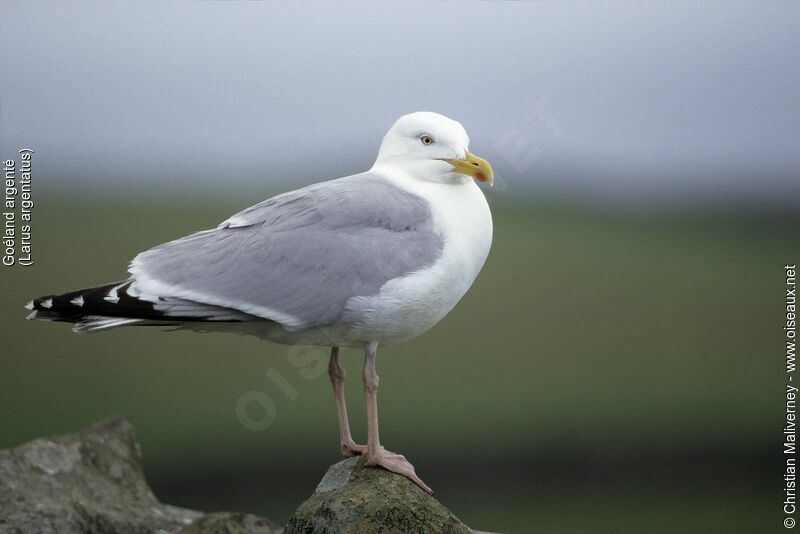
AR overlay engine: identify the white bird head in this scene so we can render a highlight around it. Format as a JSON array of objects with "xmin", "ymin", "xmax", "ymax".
[{"xmin": 372, "ymin": 112, "xmax": 494, "ymax": 186}]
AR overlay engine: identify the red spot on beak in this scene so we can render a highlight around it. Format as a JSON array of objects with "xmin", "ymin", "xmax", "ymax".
[{"xmin": 475, "ymin": 172, "xmax": 487, "ymax": 182}]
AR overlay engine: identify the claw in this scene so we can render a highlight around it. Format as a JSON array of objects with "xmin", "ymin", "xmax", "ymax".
[{"xmin": 365, "ymin": 448, "xmax": 433, "ymax": 494}]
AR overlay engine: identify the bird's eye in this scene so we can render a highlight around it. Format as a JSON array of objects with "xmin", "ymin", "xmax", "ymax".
[{"xmin": 419, "ymin": 135, "xmax": 434, "ymax": 146}]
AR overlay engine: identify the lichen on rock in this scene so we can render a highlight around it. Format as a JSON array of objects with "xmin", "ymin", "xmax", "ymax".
[{"xmin": 286, "ymin": 456, "xmax": 473, "ymax": 534}]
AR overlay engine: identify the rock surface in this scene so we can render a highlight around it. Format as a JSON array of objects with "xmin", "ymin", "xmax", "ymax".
[
  {"xmin": 0, "ymin": 418, "xmax": 282, "ymax": 534},
  {"xmin": 1, "ymin": 418, "xmax": 487, "ymax": 533},
  {"xmin": 285, "ymin": 456, "xmax": 473, "ymax": 534},
  {"xmin": 173, "ymin": 512, "xmax": 283, "ymax": 534}
]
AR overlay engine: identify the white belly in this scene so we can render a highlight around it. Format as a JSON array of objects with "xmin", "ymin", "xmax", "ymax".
[{"xmin": 338, "ymin": 177, "xmax": 493, "ymax": 345}]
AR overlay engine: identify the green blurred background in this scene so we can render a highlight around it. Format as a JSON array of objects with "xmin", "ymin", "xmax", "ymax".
[
  {"xmin": 0, "ymin": 181, "xmax": 792, "ymax": 533},
  {"xmin": 2, "ymin": 2, "xmax": 799, "ymax": 532}
]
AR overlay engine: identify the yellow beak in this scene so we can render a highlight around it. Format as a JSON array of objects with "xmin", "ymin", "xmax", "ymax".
[{"xmin": 446, "ymin": 151, "xmax": 494, "ymax": 186}]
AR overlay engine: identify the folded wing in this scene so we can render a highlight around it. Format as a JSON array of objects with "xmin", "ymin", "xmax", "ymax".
[{"xmin": 129, "ymin": 173, "xmax": 444, "ymax": 331}]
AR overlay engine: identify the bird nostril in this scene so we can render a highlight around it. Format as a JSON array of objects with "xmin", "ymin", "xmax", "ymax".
[{"xmin": 472, "ymin": 162, "xmax": 479, "ymax": 166}]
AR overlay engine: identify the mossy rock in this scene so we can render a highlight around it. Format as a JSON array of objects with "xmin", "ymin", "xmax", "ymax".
[{"xmin": 285, "ymin": 456, "xmax": 473, "ymax": 534}]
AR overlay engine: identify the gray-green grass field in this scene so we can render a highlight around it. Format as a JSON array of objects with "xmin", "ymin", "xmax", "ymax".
[{"xmin": 1, "ymin": 187, "xmax": 792, "ymax": 532}]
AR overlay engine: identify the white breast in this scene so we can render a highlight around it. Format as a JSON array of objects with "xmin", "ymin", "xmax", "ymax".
[{"xmin": 340, "ymin": 174, "xmax": 493, "ymax": 345}]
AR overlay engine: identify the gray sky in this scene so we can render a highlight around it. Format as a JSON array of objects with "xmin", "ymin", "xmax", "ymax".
[{"xmin": 1, "ymin": 1, "xmax": 798, "ymax": 206}]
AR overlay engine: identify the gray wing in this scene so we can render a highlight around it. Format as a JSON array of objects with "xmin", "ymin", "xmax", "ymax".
[{"xmin": 128, "ymin": 173, "xmax": 443, "ymax": 330}]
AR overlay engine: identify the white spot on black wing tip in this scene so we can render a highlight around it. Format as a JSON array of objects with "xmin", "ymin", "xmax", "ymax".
[
  {"xmin": 26, "ymin": 310, "xmax": 38, "ymax": 320},
  {"xmin": 104, "ymin": 287, "xmax": 120, "ymax": 304},
  {"xmin": 40, "ymin": 298, "xmax": 53, "ymax": 309},
  {"xmin": 70, "ymin": 296, "xmax": 85, "ymax": 307},
  {"xmin": 24, "ymin": 300, "xmax": 34, "ymax": 310}
]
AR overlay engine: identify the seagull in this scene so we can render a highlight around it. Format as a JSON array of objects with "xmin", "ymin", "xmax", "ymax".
[{"xmin": 25, "ymin": 111, "xmax": 494, "ymax": 493}]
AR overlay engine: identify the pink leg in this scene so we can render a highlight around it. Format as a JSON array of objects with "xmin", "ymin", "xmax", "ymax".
[
  {"xmin": 362, "ymin": 341, "xmax": 432, "ymax": 494},
  {"xmin": 328, "ymin": 347, "xmax": 366, "ymax": 457}
]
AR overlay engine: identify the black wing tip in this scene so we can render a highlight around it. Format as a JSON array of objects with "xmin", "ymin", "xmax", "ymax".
[
  {"xmin": 26, "ymin": 282, "xmax": 133, "ymax": 319},
  {"xmin": 28, "ymin": 295, "xmax": 59, "ymax": 312},
  {"xmin": 27, "ymin": 281, "xmax": 250, "ymax": 324}
]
